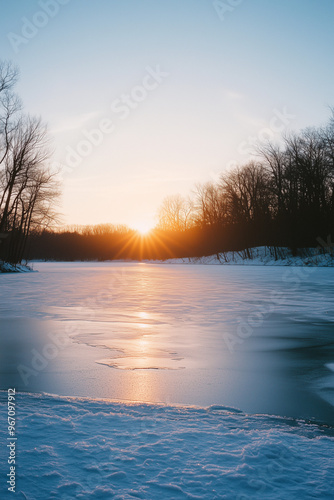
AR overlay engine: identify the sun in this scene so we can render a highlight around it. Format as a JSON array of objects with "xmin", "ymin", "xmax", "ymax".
[{"xmin": 132, "ymin": 221, "xmax": 154, "ymax": 235}]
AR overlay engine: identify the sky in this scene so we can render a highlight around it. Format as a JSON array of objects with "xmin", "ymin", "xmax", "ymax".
[{"xmin": 0, "ymin": 0, "xmax": 333, "ymax": 231}]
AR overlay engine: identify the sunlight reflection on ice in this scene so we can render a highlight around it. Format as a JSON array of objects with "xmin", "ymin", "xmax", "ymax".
[{"xmin": 1, "ymin": 262, "xmax": 334, "ymax": 423}]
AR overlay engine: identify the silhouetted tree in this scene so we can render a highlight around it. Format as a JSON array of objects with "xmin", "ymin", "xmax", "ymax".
[
  {"xmin": 157, "ymin": 194, "xmax": 194, "ymax": 231},
  {"xmin": 0, "ymin": 61, "xmax": 59, "ymax": 264},
  {"xmin": 194, "ymin": 182, "xmax": 227, "ymax": 227}
]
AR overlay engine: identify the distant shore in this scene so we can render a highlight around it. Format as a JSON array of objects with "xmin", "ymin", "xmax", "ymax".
[
  {"xmin": 3, "ymin": 246, "xmax": 330, "ymax": 270},
  {"xmin": 146, "ymin": 246, "xmax": 334, "ymax": 267}
]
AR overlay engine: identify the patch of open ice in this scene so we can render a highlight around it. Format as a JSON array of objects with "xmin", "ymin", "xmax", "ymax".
[
  {"xmin": 207, "ymin": 405, "xmax": 243, "ymax": 413},
  {"xmin": 97, "ymin": 356, "xmax": 185, "ymax": 370}
]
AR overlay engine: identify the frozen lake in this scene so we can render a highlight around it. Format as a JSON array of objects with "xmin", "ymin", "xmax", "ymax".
[{"xmin": 1, "ymin": 262, "xmax": 334, "ymax": 425}]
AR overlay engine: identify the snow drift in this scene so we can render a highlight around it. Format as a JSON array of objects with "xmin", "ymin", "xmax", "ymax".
[{"xmin": 0, "ymin": 392, "xmax": 333, "ymax": 499}]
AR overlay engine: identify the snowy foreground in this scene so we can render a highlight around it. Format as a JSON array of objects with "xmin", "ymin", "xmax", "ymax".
[{"xmin": 0, "ymin": 392, "xmax": 333, "ymax": 500}]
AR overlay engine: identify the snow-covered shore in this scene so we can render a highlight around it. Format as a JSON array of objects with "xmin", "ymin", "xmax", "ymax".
[
  {"xmin": 0, "ymin": 261, "xmax": 34, "ymax": 273},
  {"xmin": 146, "ymin": 246, "xmax": 334, "ymax": 266},
  {"xmin": 0, "ymin": 391, "xmax": 333, "ymax": 499},
  {"xmin": 26, "ymin": 246, "xmax": 334, "ymax": 267}
]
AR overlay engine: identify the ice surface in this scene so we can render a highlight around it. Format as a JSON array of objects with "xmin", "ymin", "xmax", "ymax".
[
  {"xmin": 0, "ymin": 391, "xmax": 333, "ymax": 500},
  {"xmin": 1, "ymin": 262, "xmax": 334, "ymax": 424}
]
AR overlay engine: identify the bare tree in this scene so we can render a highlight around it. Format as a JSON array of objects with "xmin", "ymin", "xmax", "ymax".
[
  {"xmin": 256, "ymin": 142, "xmax": 289, "ymax": 217},
  {"xmin": 221, "ymin": 162, "xmax": 271, "ymax": 224},
  {"xmin": 283, "ymin": 128, "xmax": 332, "ymax": 220},
  {"xmin": 0, "ymin": 62, "xmax": 21, "ymax": 178},
  {"xmin": 157, "ymin": 194, "xmax": 193, "ymax": 231},
  {"xmin": 0, "ymin": 61, "xmax": 60, "ymax": 264},
  {"xmin": 0, "ymin": 61, "xmax": 19, "ymax": 94},
  {"xmin": 194, "ymin": 182, "xmax": 227, "ymax": 227},
  {"xmin": 0, "ymin": 116, "xmax": 50, "ymax": 231}
]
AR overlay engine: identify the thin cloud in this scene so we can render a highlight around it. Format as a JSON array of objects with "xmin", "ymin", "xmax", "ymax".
[{"xmin": 50, "ymin": 112, "xmax": 100, "ymax": 135}]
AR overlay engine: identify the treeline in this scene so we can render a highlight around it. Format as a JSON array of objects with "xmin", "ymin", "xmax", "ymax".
[
  {"xmin": 24, "ymin": 111, "xmax": 334, "ymax": 262},
  {"xmin": 0, "ymin": 61, "xmax": 59, "ymax": 264},
  {"xmin": 156, "ymin": 113, "xmax": 334, "ymax": 253},
  {"xmin": 26, "ymin": 223, "xmax": 233, "ymax": 261},
  {"xmin": 25, "ymin": 224, "xmax": 230, "ymax": 261}
]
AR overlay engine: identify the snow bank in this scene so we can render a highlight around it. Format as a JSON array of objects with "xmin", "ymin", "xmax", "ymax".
[
  {"xmin": 146, "ymin": 246, "xmax": 334, "ymax": 266},
  {"xmin": 0, "ymin": 261, "xmax": 34, "ymax": 273},
  {"xmin": 0, "ymin": 392, "xmax": 333, "ymax": 499}
]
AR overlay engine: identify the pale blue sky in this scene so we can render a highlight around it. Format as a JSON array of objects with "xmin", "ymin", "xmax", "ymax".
[{"xmin": 0, "ymin": 0, "xmax": 333, "ymax": 229}]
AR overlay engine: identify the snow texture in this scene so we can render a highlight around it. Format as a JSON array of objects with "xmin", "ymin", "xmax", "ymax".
[{"xmin": 0, "ymin": 391, "xmax": 333, "ymax": 500}]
